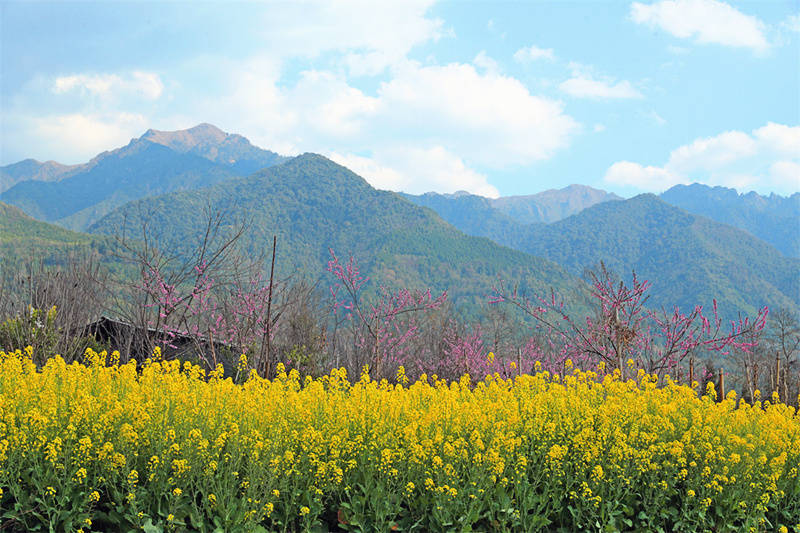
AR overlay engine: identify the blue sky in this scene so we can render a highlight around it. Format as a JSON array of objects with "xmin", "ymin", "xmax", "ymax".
[{"xmin": 2, "ymin": 0, "xmax": 798, "ymax": 197}]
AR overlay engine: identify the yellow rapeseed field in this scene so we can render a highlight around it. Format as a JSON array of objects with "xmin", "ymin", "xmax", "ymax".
[{"xmin": 0, "ymin": 347, "xmax": 798, "ymax": 532}]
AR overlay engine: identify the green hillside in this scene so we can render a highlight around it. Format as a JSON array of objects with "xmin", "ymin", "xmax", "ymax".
[
  {"xmin": 0, "ymin": 202, "xmax": 125, "ymax": 276},
  {"xmin": 400, "ymin": 192, "xmax": 523, "ymax": 245},
  {"xmin": 518, "ymin": 195, "xmax": 799, "ymax": 317},
  {"xmin": 661, "ymin": 184, "xmax": 800, "ymax": 258},
  {"xmin": 88, "ymin": 154, "xmax": 584, "ymax": 311}
]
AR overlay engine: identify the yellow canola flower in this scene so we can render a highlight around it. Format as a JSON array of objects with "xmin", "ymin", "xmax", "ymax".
[{"xmin": 0, "ymin": 346, "xmax": 798, "ymax": 530}]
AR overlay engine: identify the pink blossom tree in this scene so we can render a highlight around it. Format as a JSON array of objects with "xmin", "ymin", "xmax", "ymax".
[
  {"xmin": 326, "ymin": 249, "xmax": 446, "ymax": 379},
  {"xmin": 491, "ymin": 263, "xmax": 768, "ymax": 380}
]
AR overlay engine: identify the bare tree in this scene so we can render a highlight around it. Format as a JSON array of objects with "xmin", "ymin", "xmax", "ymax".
[
  {"xmin": 766, "ymin": 308, "xmax": 800, "ymax": 403},
  {"xmin": 0, "ymin": 253, "xmax": 108, "ymax": 363}
]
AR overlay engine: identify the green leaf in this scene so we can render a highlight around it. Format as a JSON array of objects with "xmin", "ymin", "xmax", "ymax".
[{"xmin": 142, "ymin": 518, "xmax": 163, "ymax": 533}]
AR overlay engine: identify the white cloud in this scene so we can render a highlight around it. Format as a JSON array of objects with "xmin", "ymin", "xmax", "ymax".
[
  {"xmin": 753, "ymin": 122, "xmax": 800, "ymax": 156},
  {"xmin": 559, "ymin": 62, "xmax": 643, "ymax": 100},
  {"xmin": 330, "ymin": 146, "xmax": 499, "ymax": 197},
  {"xmin": 376, "ymin": 61, "xmax": 580, "ymax": 166},
  {"xmin": 630, "ymin": 0, "xmax": 769, "ymax": 53},
  {"xmin": 52, "ymin": 71, "xmax": 163, "ymax": 100},
  {"xmin": 145, "ymin": 54, "xmax": 579, "ymax": 194},
  {"xmin": 605, "ymin": 161, "xmax": 677, "ymax": 188},
  {"xmin": 513, "ymin": 45, "xmax": 555, "ymax": 62},
  {"xmin": 259, "ymin": 0, "xmax": 445, "ymax": 75},
  {"xmin": 604, "ymin": 123, "xmax": 800, "ymax": 194},
  {"xmin": 770, "ymin": 161, "xmax": 800, "ymax": 189},
  {"xmin": 667, "ymin": 130, "xmax": 757, "ymax": 172},
  {"xmin": 5, "ymin": 112, "xmax": 149, "ymax": 164},
  {"xmin": 285, "ymin": 70, "xmax": 379, "ymax": 138},
  {"xmin": 781, "ymin": 14, "xmax": 800, "ymax": 33},
  {"xmin": 473, "ymin": 51, "xmax": 500, "ymax": 74},
  {"xmin": 3, "ymin": 69, "xmax": 163, "ymax": 162},
  {"xmin": 559, "ymin": 76, "xmax": 643, "ymax": 99},
  {"xmin": 3, "ymin": 3, "xmax": 584, "ymax": 195}
]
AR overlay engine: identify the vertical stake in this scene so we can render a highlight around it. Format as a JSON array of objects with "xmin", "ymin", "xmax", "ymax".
[{"xmin": 263, "ymin": 235, "xmax": 277, "ymax": 377}]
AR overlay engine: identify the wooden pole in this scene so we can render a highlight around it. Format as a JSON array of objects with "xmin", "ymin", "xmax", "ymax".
[
  {"xmin": 775, "ymin": 353, "xmax": 781, "ymax": 402},
  {"xmin": 263, "ymin": 235, "xmax": 277, "ymax": 378},
  {"xmin": 718, "ymin": 369, "xmax": 725, "ymax": 402}
]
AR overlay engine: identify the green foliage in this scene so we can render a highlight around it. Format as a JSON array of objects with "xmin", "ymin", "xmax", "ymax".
[{"xmin": 517, "ymin": 194, "xmax": 799, "ymax": 318}]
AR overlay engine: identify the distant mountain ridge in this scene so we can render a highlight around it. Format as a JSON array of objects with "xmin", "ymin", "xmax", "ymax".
[
  {"xmin": 405, "ymin": 184, "xmax": 621, "ymax": 227},
  {"xmin": 4, "ymin": 124, "xmax": 797, "ymax": 321},
  {"xmin": 0, "ymin": 124, "xmax": 288, "ymax": 231},
  {"xmin": 492, "ymin": 184, "xmax": 622, "ymax": 224},
  {"xmin": 141, "ymin": 123, "xmax": 288, "ymax": 175},
  {"xmin": 1, "ymin": 140, "xmax": 238, "ymax": 228},
  {"xmin": 660, "ymin": 184, "xmax": 800, "ymax": 258},
  {"xmin": 0, "ymin": 159, "xmax": 81, "ymax": 192}
]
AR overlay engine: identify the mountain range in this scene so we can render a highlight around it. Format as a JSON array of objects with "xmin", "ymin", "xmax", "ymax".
[
  {"xmin": 405, "ymin": 185, "xmax": 622, "ymax": 227},
  {"xmin": 2, "ymin": 123, "xmax": 797, "ymax": 320},
  {"xmin": 404, "ymin": 190, "xmax": 799, "ymax": 317},
  {"xmin": 0, "ymin": 124, "xmax": 287, "ymax": 230}
]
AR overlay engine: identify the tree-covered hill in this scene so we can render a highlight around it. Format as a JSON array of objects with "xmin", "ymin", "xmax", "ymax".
[
  {"xmin": 660, "ymin": 183, "xmax": 800, "ymax": 258},
  {"xmin": 404, "ymin": 191, "xmax": 799, "ymax": 318},
  {"xmin": 0, "ymin": 202, "xmax": 125, "ymax": 275},
  {"xmin": 0, "ymin": 141, "xmax": 237, "ymax": 229},
  {"xmin": 400, "ymin": 192, "xmax": 523, "ymax": 242},
  {"xmin": 88, "ymin": 154, "xmax": 584, "ymax": 311},
  {"xmin": 516, "ymin": 195, "xmax": 799, "ymax": 317}
]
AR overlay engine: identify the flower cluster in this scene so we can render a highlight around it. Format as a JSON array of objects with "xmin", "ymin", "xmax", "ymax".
[{"xmin": 0, "ymin": 347, "xmax": 798, "ymax": 531}]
